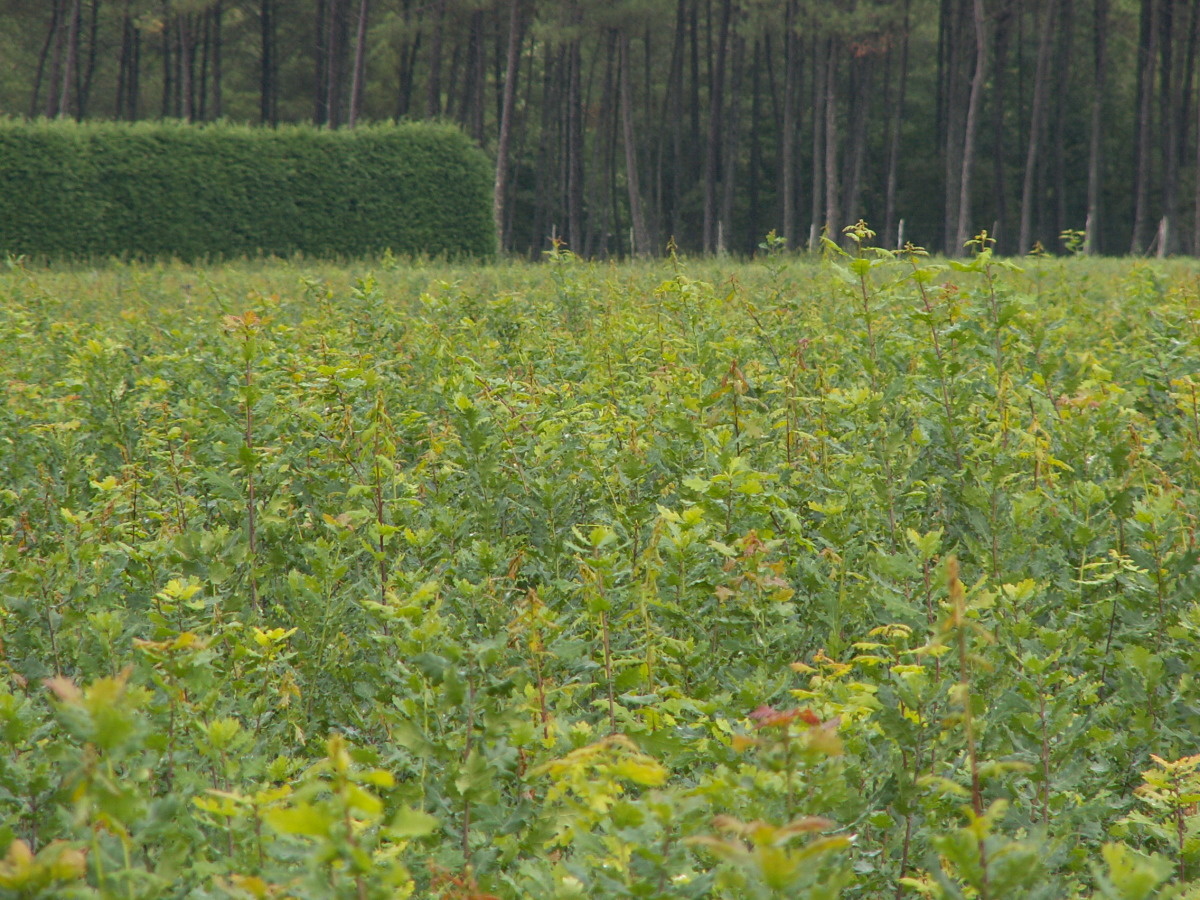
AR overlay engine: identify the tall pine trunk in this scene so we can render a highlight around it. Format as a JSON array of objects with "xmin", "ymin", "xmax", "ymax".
[
  {"xmin": 702, "ymin": 0, "xmax": 732, "ymax": 253},
  {"xmin": 780, "ymin": 2, "xmax": 798, "ymax": 247},
  {"xmin": 1052, "ymin": 0, "xmax": 1074, "ymax": 240},
  {"xmin": 1131, "ymin": 0, "xmax": 1157, "ymax": 253},
  {"xmin": 823, "ymin": 39, "xmax": 839, "ymax": 241},
  {"xmin": 942, "ymin": 0, "xmax": 965, "ymax": 252},
  {"xmin": 842, "ymin": 53, "xmax": 870, "ymax": 229},
  {"xmin": 989, "ymin": 4, "xmax": 1010, "ymax": 252},
  {"xmin": 1160, "ymin": 0, "xmax": 1181, "ymax": 253},
  {"xmin": 31, "ymin": 1, "xmax": 63, "ymax": 118},
  {"xmin": 954, "ymin": 0, "xmax": 987, "ymax": 253},
  {"xmin": 884, "ymin": 0, "xmax": 911, "ymax": 249},
  {"xmin": 809, "ymin": 32, "xmax": 826, "ymax": 248},
  {"xmin": 1019, "ymin": 0, "xmax": 1057, "ymax": 255},
  {"xmin": 620, "ymin": 30, "xmax": 651, "ymax": 255},
  {"xmin": 260, "ymin": 0, "xmax": 276, "ymax": 125},
  {"xmin": 566, "ymin": 30, "xmax": 584, "ymax": 252},
  {"xmin": 493, "ymin": 0, "xmax": 524, "ymax": 252},
  {"xmin": 1086, "ymin": 0, "xmax": 1109, "ymax": 253},
  {"xmin": 425, "ymin": 0, "xmax": 444, "ymax": 117},
  {"xmin": 348, "ymin": 0, "xmax": 370, "ymax": 126},
  {"xmin": 58, "ymin": 0, "xmax": 81, "ymax": 118},
  {"xmin": 721, "ymin": 31, "xmax": 744, "ymax": 253},
  {"xmin": 180, "ymin": 14, "xmax": 194, "ymax": 121}
]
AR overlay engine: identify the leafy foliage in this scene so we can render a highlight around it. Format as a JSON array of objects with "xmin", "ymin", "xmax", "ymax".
[
  {"xmin": 0, "ymin": 119, "xmax": 494, "ymax": 261},
  {"xmin": 3, "ymin": 242, "xmax": 1200, "ymax": 896}
]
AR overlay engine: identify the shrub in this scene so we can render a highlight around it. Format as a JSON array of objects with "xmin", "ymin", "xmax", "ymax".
[{"xmin": 0, "ymin": 119, "xmax": 494, "ymax": 260}]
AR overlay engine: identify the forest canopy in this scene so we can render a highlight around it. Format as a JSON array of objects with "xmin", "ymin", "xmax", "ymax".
[{"xmin": 0, "ymin": 0, "xmax": 1187, "ymax": 258}]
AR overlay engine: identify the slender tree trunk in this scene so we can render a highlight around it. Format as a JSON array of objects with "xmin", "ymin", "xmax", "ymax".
[
  {"xmin": 77, "ymin": 0, "xmax": 100, "ymax": 118},
  {"xmin": 172, "ymin": 15, "xmax": 183, "ymax": 116},
  {"xmin": 780, "ymin": 1, "xmax": 798, "ymax": 247},
  {"xmin": 198, "ymin": 12, "xmax": 210, "ymax": 120},
  {"xmin": 1131, "ymin": 0, "xmax": 1157, "ymax": 253},
  {"xmin": 529, "ymin": 44, "xmax": 555, "ymax": 254},
  {"xmin": 48, "ymin": 0, "xmax": 68, "ymax": 117},
  {"xmin": 721, "ymin": 30, "xmax": 744, "ymax": 253},
  {"xmin": 1053, "ymin": 0, "xmax": 1074, "ymax": 240},
  {"xmin": 314, "ymin": 0, "xmax": 329, "ymax": 123},
  {"xmin": 459, "ymin": 10, "xmax": 486, "ymax": 142},
  {"xmin": 1086, "ymin": 0, "xmax": 1109, "ymax": 253},
  {"xmin": 688, "ymin": 0, "xmax": 702, "ymax": 194},
  {"xmin": 1160, "ymin": 0, "xmax": 1181, "ymax": 254},
  {"xmin": 884, "ymin": 0, "xmax": 911, "ymax": 249},
  {"xmin": 566, "ymin": 31, "xmax": 584, "ymax": 252},
  {"xmin": 1180, "ymin": 0, "xmax": 1200, "ymax": 169},
  {"xmin": 1019, "ymin": 0, "xmax": 1058, "ymax": 255},
  {"xmin": 824, "ymin": 39, "xmax": 840, "ymax": 240},
  {"xmin": 989, "ymin": 3, "xmax": 1010, "ymax": 252},
  {"xmin": 809, "ymin": 32, "xmax": 826, "ymax": 248},
  {"xmin": 58, "ymin": 0, "xmax": 81, "ymax": 118},
  {"xmin": 506, "ymin": 34, "xmax": 536, "ymax": 250},
  {"xmin": 764, "ymin": 33, "xmax": 780, "ymax": 128},
  {"xmin": 936, "ymin": 0, "xmax": 951, "ymax": 143},
  {"xmin": 160, "ymin": 0, "xmax": 172, "ymax": 118},
  {"xmin": 211, "ymin": 2, "xmax": 222, "ymax": 118},
  {"xmin": 955, "ymin": 0, "xmax": 988, "ymax": 253},
  {"xmin": 494, "ymin": 0, "xmax": 524, "ymax": 252},
  {"xmin": 115, "ymin": 6, "xmax": 129, "ymax": 118},
  {"xmin": 326, "ymin": 0, "xmax": 349, "ymax": 126},
  {"xmin": 444, "ymin": 39, "xmax": 463, "ymax": 121},
  {"xmin": 31, "ymin": 1, "xmax": 63, "ymax": 118},
  {"xmin": 703, "ymin": 0, "xmax": 732, "ymax": 253},
  {"xmin": 620, "ymin": 30, "xmax": 651, "ymax": 255},
  {"xmin": 609, "ymin": 79, "xmax": 623, "ymax": 259},
  {"xmin": 395, "ymin": 1, "xmax": 422, "ymax": 118},
  {"xmin": 748, "ymin": 37, "xmax": 763, "ymax": 249},
  {"xmin": 842, "ymin": 54, "xmax": 871, "ymax": 228},
  {"xmin": 180, "ymin": 14, "xmax": 193, "ymax": 122},
  {"xmin": 583, "ymin": 33, "xmax": 615, "ymax": 257},
  {"xmin": 125, "ymin": 20, "xmax": 142, "ymax": 120},
  {"xmin": 260, "ymin": 0, "xmax": 276, "ymax": 125},
  {"xmin": 659, "ymin": 0, "xmax": 687, "ymax": 243},
  {"xmin": 425, "ymin": 0, "xmax": 445, "ymax": 117},
  {"xmin": 348, "ymin": 0, "xmax": 370, "ymax": 126},
  {"xmin": 1195, "ymin": 37, "xmax": 1200, "ymax": 252},
  {"xmin": 942, "ymin": 0, "xmax": 965, "ymax": 252}
]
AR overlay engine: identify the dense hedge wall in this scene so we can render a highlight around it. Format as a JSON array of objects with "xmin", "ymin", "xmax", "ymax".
[{"xmin": 0, "ymin": 120, "xmax": 494, "ymax": 260}]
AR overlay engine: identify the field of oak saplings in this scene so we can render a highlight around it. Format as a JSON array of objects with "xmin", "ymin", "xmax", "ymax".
[{"xmin": 4, "ymin": 240, "xmax": 1200, "ymax": 898}]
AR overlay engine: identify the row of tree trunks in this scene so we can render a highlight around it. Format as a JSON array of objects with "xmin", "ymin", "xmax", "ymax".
[
  {"xmin": 17, "ymin": 0, "xmax": 1200, "ymax": 259},
  {"xmin": 30, "ymin": 0, "xmax": 83, "ymax": 119}
]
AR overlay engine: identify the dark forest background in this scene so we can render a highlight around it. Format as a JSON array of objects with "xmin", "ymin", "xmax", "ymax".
[{"xmin": 0, "ymin": 0, "xmax": 1190, "ymax": 258}]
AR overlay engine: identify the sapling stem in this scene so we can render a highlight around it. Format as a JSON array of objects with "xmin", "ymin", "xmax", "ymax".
[
  {"xmin": 244, "ymin": 349, "xmax": 258, "ymax": 612},
  {"xmin": 907, "ymin": 248, "xmax": 963, "ymax": 470},
  {"xmin": 948, "ymin": 557, "xmax": 989, "ymax": 900},
  {"xmin": 601, "ymin": 608, "xmax": 617, "ymax": 735}
]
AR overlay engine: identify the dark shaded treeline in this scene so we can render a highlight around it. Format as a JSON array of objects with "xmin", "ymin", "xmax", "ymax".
[{"xmin": 0, "ymin": 0, "xmax": 1192, "ymax": 257}]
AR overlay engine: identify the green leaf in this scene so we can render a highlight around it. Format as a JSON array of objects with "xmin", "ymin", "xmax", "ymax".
[
  {"xmin": 264, "ymin": 803, "xmax": 332, "ymax": 837},
  {"xmin": 390, "ymin": 806, "xmax": 440, "ymax": 839}
]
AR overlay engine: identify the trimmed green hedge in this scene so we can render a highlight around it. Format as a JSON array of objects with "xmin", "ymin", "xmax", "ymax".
[{"xmin": 0, "ymin": 120, "xmax": 494, "ymax": 260}]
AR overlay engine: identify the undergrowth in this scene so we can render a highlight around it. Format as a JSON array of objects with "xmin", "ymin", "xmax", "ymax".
[{"xmin": 2, "ymin": 235, "xmax": 1199, "ymax": 898}]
